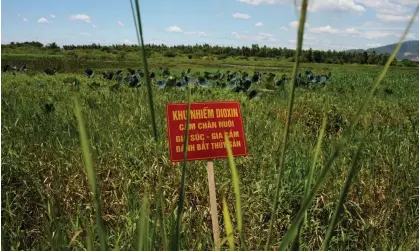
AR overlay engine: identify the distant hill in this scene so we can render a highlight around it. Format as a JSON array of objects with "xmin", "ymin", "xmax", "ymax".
[{"xmin": 348, "ymin": 40, "xmax": 419, "ymax": 61}]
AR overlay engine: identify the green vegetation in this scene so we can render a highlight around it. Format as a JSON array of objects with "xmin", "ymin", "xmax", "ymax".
[
  {"xmin": 2, "ymin": 60, "xmax": 419, "ymax": 250},
  {"xmin": 2, "ymin": 1, "xmax": 419, "ymax": 250},
  {"xmin": 1, "ymin": 41, "xmax": 407, "ymax": 66}
]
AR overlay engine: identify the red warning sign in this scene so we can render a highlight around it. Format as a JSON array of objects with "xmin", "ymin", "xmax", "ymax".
[{"xmin": 166, "ymin": 101, "xmax": 247, "ymax": 162}]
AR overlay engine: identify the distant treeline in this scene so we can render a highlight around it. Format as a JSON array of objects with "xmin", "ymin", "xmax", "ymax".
[{"xmin": 2, "ymin": 41, "xmax": 416, "ymax": 66}]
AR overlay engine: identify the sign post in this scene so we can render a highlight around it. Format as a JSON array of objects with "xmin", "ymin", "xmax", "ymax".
[
  {"xmin": 207, "ymin": 160, "xmax": 220, "ymax": 247},
  {"xmin": 166, "ymin": 101, "xmax": 247, "ymax": 248}
]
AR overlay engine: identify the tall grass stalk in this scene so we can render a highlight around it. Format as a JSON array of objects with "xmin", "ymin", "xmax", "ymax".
[
  {"xmin": 224, "ymin": 133, "xmax": 248, "ymax": 250},
  {"xmin": 74, "ymin": 99, "xmax": 108, "ymax": 251},
  {"xmin": 130, "ymin": 1, "xmax": 168, "ymax": 249},
  {"xmin": 276, "ymin": 5, "xmax": 419, "ymax": 250},
  {"xmin": 320, "ymin": 144, "xmax": 362, "ymax": 251},
  {"xmin": 130, "ymin": 0, "xmax": 158, "ymax": 141},
  {"xmin": 136, "ymin": 193, "xmax": 150, "ymax": 251},
  {"xmin": 170, "ymin": 86, "xmax": 192, "ymax": 251},
  {"xmin": 264, "ymin": 0, "xmax": 309, "ymax": 249},
  {"xmin": 222, "ymin": 196, "xmax": 235, "ymax": 251},
  {"xmin": 293, "ymin": 114, "xmax": 328, "ymax": 249}
]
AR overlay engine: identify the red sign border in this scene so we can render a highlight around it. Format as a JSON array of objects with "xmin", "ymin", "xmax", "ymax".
[{"xmin": 166, "ymin": 101, "xmax": 248, "ymax": 162}]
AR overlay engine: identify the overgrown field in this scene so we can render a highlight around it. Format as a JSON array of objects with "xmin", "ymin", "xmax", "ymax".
[{"xmin": 1, "ymin": 64, "xmax": 419, "ymax": 250}]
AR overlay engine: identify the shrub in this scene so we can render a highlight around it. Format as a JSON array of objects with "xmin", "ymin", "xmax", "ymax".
[{"xmin": 164, "ymin": 51, "xmax": 176, "ymax": 58}]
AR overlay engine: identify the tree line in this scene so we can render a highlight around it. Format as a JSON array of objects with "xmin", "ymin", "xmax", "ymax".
[{"xmin": 1, "ymin": 41, "xmax": 405, "ymax": 66}]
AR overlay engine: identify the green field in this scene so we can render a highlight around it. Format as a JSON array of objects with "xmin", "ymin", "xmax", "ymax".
[{"xmin": 2, "ymin": 50, "xmax": 419, "ymax": 250}]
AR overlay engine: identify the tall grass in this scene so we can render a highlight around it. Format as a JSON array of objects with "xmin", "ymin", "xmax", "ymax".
[
  {"xmin": 275, "ymin": 4, "xmax": 419, "ymax": 251},
  {"xmin": 70, "ymin": 1, "xmax": 419, "ymax": 250},
  {"xmin": 171, "ymin": 87, "xmax": 192, "ymax": 251},
  {"xmin": 264, "ymin": 0, "xmax": 309, "ymax": 249},
  {"xmin": 74, "ymin": 99, "xmax": 108, "ymax": 251},
  {"xmin": 2, "ymin": 0, "xmax": 418, "ymax": 250}
]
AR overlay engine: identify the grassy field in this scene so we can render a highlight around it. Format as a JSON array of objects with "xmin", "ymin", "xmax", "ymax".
[{"xmin": 2, "ymin": 55, "xmax": 419, "ymax": 250}]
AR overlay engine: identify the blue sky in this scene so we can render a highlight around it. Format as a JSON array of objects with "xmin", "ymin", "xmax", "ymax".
[{"xmin": 1, "ymin": 0, "xmax": 419, "ymax": 50}]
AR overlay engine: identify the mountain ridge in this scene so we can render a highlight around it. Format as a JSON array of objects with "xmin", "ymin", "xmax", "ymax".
[{"xmin": 347, "ymin": 40, "xmax": 419, "ymax": 61}]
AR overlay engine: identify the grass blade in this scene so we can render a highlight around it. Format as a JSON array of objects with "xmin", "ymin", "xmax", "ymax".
[
  {"xmin": 170, "ymin": 86, "xmax": 192, "ymax": 251},
  {"xmin": 264, "ymin": 0, "xmax": 309, "ymax": 249},
  {"xmin": 222, "ymin": 197, "xmax": 235, "ymax": 251},
  {"xmin": 277, "ymin": 7, "xmax": 419, "ymax": 250},
  {"xmin": 224, "ymin": 132, "xmax": 247, "ymax": 250},
  {"xmin": 320, "ymin": 144, "xmax": 362, "ymax": 251},
  {"xmin": 136, "ymin": 193, "xmax": 150, "ymax": 251},
  {"xmin": 74, "ymin": 99, "xmax": 108, "ymax": 251},
  {"xmin": 292, "ymin": 114, "xmax": 328, "ymax": 249},
  {"xmin": 157, "ymin": 173, "xmax": 168, "ymax": 249},
  {"xmin": 86, "ymin": 227, "xmax": 94, "ymax": 251},
  {"xmin": 131, "ymin": 0, "xmax": 158, "ymax": 141}
]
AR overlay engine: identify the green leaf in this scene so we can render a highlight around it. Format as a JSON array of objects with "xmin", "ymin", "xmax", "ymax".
[
  {"xmin": 264, "ymin": 0, "xmax": 309, "ymax": 250},
  {"xmin": 171, "ymin": 86, "xmax": 192, "ymax": 251},
  {"xmin": 320, "ymin": 145, "xmax": 362, "ymax": 251},
  {"xmin": 74, "ymin": 99, "xmax": 108, "ymax": 251},
  {"xmin": 222, "ymin": 197, "xmax": 235, "ymax": 251},
  {"xmin": 224, "ymin": 132, "xmax": 247, "ymax": 250}
]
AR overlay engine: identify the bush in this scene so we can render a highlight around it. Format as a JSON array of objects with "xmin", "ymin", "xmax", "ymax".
[
  {"xmin": 187, "ymin": 55, "xmax": 193, "ymax": 59},
  {"xmin": 164, "ymin": 51, "xmax": 176, "ymax": 58}
]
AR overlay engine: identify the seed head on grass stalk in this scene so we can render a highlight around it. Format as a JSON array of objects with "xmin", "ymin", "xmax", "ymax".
[
  {"xmin": 264, "ymin": 0, "xmax": 309, "ymax": 250},
  {"xmin": 276, "ymin": 5, "xmax": 419, "ymax": 251},
  {"xmin": 74, "ymin": 99, "xmax": 108, "ymax": 251},
  {"xmin": 170, "ymin": 86, "xmax": 191, "ymax": 251}
]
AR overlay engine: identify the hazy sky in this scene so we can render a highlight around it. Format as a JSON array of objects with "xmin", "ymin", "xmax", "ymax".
[{"xmin": 1, "ymin": 0, "xmax": 419, "ymax": 50}]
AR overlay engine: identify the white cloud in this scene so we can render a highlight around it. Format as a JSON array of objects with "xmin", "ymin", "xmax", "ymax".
[
  {"xmin": 118, "ymin": 20, "xmax": 124, "ymax": 27},
  {"xmin": 289, "ymin": 21, "xmax": 310, "ymax": 28},
  {"xmin": 361, "ymin": 31, "xmax": 399, "ymax": 39},
  {"xmin": 165, "ymin": 25, "xmax": 182, "ymax": 33},
  {"xmin": 280, "ymin": 26, "xmax": 289, "ymax": 31},
  {"xmin": 37, "ymin": 17, "xmax": 49, "ymax": 24},
  {"xmin": 308, "ymin": 25, "xmax": 393, "ymax": 38},
  {"xmin": 376, "ymin": 14, "xmax": 413, "ymax": 22},
  {"xmin": 367, "ymin": 43, "xmax": 382, "ymax": 47},
  {"xmin": 237, "ymin": 0, "xmax": 362, "ymax": 13},
  {"xmin": 305, "ymin": 0, "xmax": 366, "ymax": 12},
  {"xmin": 289, "ymin": 21, "xmax": 299, "ymax": 28},
  {"xmin": 69, "ymin": 14, "xmax": 91, "ymax": 23},
  {"xmin": 355, "ymin": 0, "xmax": 417, "ymax": 23},
  {"xmin": 394, "ymin": 0, "xmax": 419, "ymax": 5},
  {"xmin": 255, "ymin": 22, "xmax": 264, "ymax": 27},
  {"xmin": 50, "ymin": 14, "xmax": 56, "ymax": 19},
  {"xmin": 406, "ymin": 33, "xmax": 418, "ymax": 39},
  {"xmin": 184, "ymin": 31, "xmax": 208, "ymax": 36},
  {"xmin": 123, "ymin": 39, "xmax": 136, "ymax": 45},
  {"xmin": 258, "ymin": 32, "xmax": 274, "ymax": 37},
  {"xmin": 237, "ymin": 0, "xmax": 284, "ymax": 5},
  {"xmin": 232, "ymin": 13, "xmax": 251, "ymax": 19},
  {"xmin": 23, "ymin": 18, "xmax": 28, "ymax": 22},
  {"xmin": 92, "ymin": 24, "xmax": 98, "ymax": 28},
  {"xmin": 231, "ymin": 31, "xmax": 277, "ymax": 42},
  {"xmin": 344, "ymin": 27, "xmax": 362, "ymax": 35},
  {"xmin": 309, "ymin": 25, "xmax": 339, "ymax": 34},
  {"xmin": 216, "ymin": 13, "xmax": 224, "ymax": 18}
]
